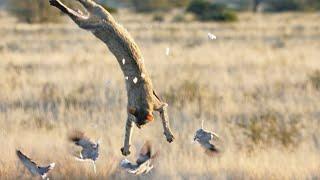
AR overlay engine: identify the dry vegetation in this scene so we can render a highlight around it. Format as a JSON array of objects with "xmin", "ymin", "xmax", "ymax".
[{"xmin": 0, "ymin": 11, "xmax": 320, "ymax": 179}]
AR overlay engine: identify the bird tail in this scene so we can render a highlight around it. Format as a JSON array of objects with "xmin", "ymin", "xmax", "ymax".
[
  {"xmin": 120, "ymin": 159, "xmax": 130, "ymax": 167},
  {"xmin": 120, "ymin": 159, "xmax": 134, "ymax": 170},
  {"xmin": 68, "ymin": 130, "xmax": 85, "ymax": 143},
  {"xmin": 204, "ymin": 144, "xmax": 219, "ymax": 156},
  {"xmin": 40, "ymin": 163, "xmax": 55, "ymax": 172},
  {"xmin": 39, "ymin": 163, "xmax": 55, "ymax": 179}
]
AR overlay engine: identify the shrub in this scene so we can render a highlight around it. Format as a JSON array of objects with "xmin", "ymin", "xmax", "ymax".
[
  {"xmin": 170, "ymin": 0, "xmax": 191, "ymax": 7},
  {"xmin": 186, "ymin": 0, "xmax": 237, "ymax": 22},
  {"xmin": 187, "ymin": 0, "xmax": 210, "ymax": 16},
  {"xmin": 172, "ymin": 14, "xmax": 185, "ymax": 22},
  {"xmin": 163, "ymin": 79, "xmax": 222, "ymax": 117},
  {"xmin": 236, "ymin": 111, "xmax": 303, "ymax": 149},
  {"xmin": 164, "ymin": 80, "xmax": 201, "ymax": 108},
  {"xmin": 172, "ymin": 13, "xmax": 196, "ymax": 22},
  {"xmin": 130, "ymin": 0, "xmax": 190, "ymax": 12},
  {"xmin": 7, "ymin": 0, "xmax": 61, "ymax": 23},
  {"xmin": 267, "ymin": 0, "xmax": 302, "ymax": 12},
  {"xmin": 131, "ymin": 0, "xmax": 170, "ymax": 12},
  {"xmin": 152, "ymin": 13, "xmax": 165, "ymax": 22}
]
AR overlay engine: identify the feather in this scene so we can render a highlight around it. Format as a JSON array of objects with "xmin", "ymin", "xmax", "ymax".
[
  {"xmin": 120, "ymin": 141, "xmax": 157, "ymax": 175},
  {"xmin": 16, "ymin": 150, "xmax": 55, "ymax": 178}
]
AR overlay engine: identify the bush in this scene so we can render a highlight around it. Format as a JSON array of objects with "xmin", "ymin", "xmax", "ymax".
[
  {"xmin": 174, "ymin": 0, "xmax": 191, "ymax": 7},
  {"xmin": 267, "ymin": 0, "xmax": 302, "ymax": 12},
  {"xmin": 131, "ymin": 0, "xmax": 190, "ymax": 12},
  {"xmin": 307, "ymin": 0, "xmax": 320, "ymax": 11},
  {"xmin": 236, "ymin": 111, "xmax": 303, "ymax": 149},
  {"xmin": 7, "ymin": 0, "xmax": 61, "ymax": 23},
  {"xmin": 163, "ymin": 79, "xmax": 222, "ymax": 117},
  {"xmin": 186, "ymin": 0, "xmax": 237, "ymax": 22},
  {"xmin": 131, "ymin": 0, "xmax": 170, "ymax": 12},
  {"xmin": 152, "ymin": 13, "xmax": 165, "ymax": 22},
  {"xmin": 172, "ymin": 13, "xmax": 196, "ymax": 22},
  {"xmin": 187, "ymin": 0, "xmax": 210, "ymax": 16}
]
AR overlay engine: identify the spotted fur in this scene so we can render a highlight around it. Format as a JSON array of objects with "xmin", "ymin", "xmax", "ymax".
[{"xmin": 49, "ymin": 0, "xmax": 175, "ymax": 156}]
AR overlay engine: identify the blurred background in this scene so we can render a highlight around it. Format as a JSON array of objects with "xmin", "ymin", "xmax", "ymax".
[
  {"xmin": 0, "ymin": 0, "xmax": 319, "ymax": 179},
  {"xmin": 2, "ymin": 0, "xmax": 320, "ymax": 23}
]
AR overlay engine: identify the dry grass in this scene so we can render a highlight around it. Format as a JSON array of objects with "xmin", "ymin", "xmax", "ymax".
[{"xmin": 0, "ymin": 11, "xmax": 320, "ymax": 179}]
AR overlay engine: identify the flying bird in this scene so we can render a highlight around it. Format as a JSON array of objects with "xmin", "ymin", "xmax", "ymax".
[
  {"xmin": 208, "ymin": 32, "xmax": 217, "ymax": 40},
  {"xmin": 194, "ymin": 120, "xmax": 220, "ymax": 154},
  {"xmin": 16, "ymin": 150, "xmax": 55, "ymax": 179},
  {"xmin": 165, "ymin": 47, "xmax": 170, "ymax": 56},
  {"xmin": 120, "ymin": 141, "xmax": 158, "ymax": 175},
  {"xmin": 69, "ymin": 130, "xmax": 100, "ymax": 173}
]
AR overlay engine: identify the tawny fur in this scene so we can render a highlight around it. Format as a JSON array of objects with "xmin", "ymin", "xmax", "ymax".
[{"xmin": 49, "ymin": 0, "xmax": 174, "ymax": 156}]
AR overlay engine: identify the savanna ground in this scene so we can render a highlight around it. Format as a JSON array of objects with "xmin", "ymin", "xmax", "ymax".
[{"xmin": 0, "ymin": 10, "xmax": 320, "ymax": 179}]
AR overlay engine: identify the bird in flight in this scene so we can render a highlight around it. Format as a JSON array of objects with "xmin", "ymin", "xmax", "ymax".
[
  {"xmin": 194, "ymin": 120, "xmax": 220, "ymax": 154},
  {"xmin": 69, "ymin": 130, "xmax": 100, "ymax": 173},
  {"xmin": 16, "ymin": 150, "xmax": 55, "ymax": 179},
  {"xmin": 120, "ymin": 141, "xmax": 158, "ymax": 175}
]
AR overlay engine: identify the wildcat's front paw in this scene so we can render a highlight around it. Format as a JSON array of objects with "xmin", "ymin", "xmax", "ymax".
[
  {"xmin": 121, "ymin": 146, "xmax": 131, "ymax": 156},
  {"xmin": 49, "ymin": 0, "xmax": 58, "ymax": 6},
  {"xmin": 164, "ymin": 131, "xmax": 175, "ymax": 143}
]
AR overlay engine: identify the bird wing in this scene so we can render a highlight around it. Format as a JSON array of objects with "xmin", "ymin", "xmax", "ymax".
[
  {"xmin": 38, "ymin": 163, "xmax": 55, "ymax": 178},
  {"xmin": 120, "ymin": 159, "xmax": 136, "ymax": 170},
  {"xmin": 136, "ymin": 141, "xmax": 151, "ymax": 165},
  {"xmin": 77, "ymin": 138, "xmax": 96, "ymax": 148},
  {"xmin": 16, "ymin": 150, "xmax": 39, "ymax": 174},
  {"xmin": 208, "ymin": 131, "xmax": 220, "ymax": 149},
  {"xmin": 202, "ymin": 142, "xmax": 219, "ymax": 154},
  {"xmin": 208, "ymin": 143, "xmax": 219, "ymax": 152},
  {"xmin": 69, "ymin": 130, "xmax": 95, "ymax": 148},
  {"xmin": 121, "ymin": 159, "xmax": 154, "ymax": 175},
  {"xmin": 210, "ymin": 131, "xmax": 220, "ymax": 140},
  {"xmin": 131, "ymin": 160, "xmax": 152, "ymax": 175},
  {"xmin": 81, "ymin": 146, "xmax": 99, "ymax": 161}
]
